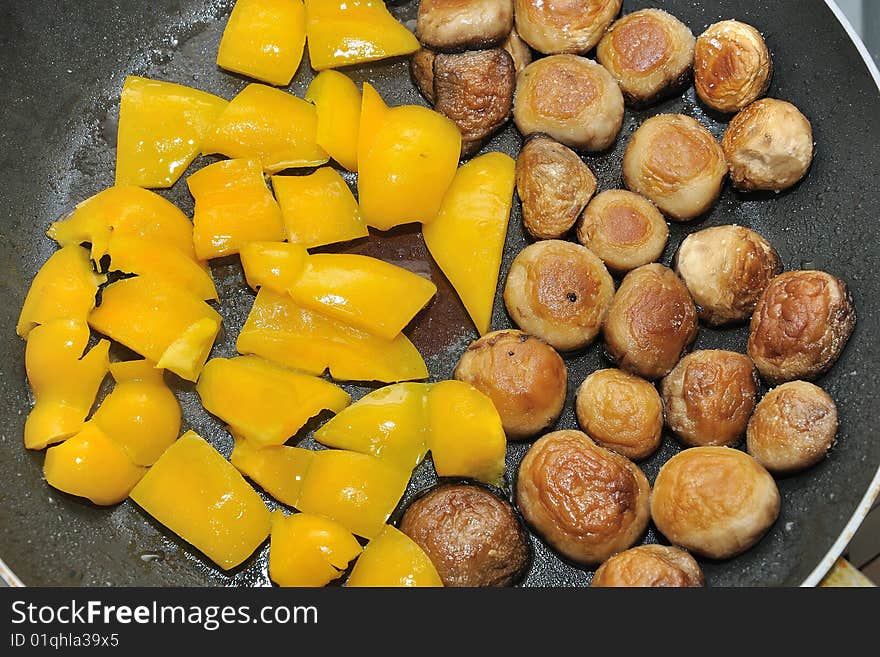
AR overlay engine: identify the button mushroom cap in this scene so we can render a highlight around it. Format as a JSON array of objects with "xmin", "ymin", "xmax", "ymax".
[
  {"xmin": 597, "ymin": 8, "xmax": 696, "ymax": 107},
  {"xmin": 417, "ymin": 0, "xmax": 514, "ymax": 52},
  {"xmin": 650, "ymin": 446, "xmax": 780, "ymax": 560},
  {"xmin": 516, "ymin": 429, "xmax": 650, "ymax": 566},
  {"xmin": 514, "ymin": 54, "xmax": 625, "ymax": 152},
  {"xmin": 695, "ymin": 20, "xmax": 772, "ymax": 114},
  {"xmin": 514, "ymin": 0, "xmax": 622, "ymax": 55},
  {"xmin": 410, "ymin": 48, "xmax": 436, "ymax": 103},
  {"xmin": 722, "ymin": 98, "xmax": 814, "ymax": 191},
  {"xmin": 591, "ymin": 544, "xmax": 704, "ymax": 587},
  {"xmin": 623, "ymin": 113, "xmax": 727, "ymax": 221},
  {"xmin": 502, "ymin": 27, "xmax": 533, "ymax": 73},
  {"xmin": 747, "ymin": 270, "xmax": 855, "ymax": 384},
  {"xmin": 675, "ymin": 224, "xmax": 782, "ymax": 326},
  {"xmin": 746, "ymin": 380, "xmax": 838, "ymax": 475}
]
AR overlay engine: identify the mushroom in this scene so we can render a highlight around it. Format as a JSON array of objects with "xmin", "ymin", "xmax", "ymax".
[
  {"xmin": 410, "ymin": 48, "xmax": 436, "ymax": 103},
  {"xmin": 514, "ymin": 0, "xmax": 622, "ymax": 55},
  {"xmin": 502, "ymin": 27, "xmax": 533, "ymax": 73},
  {"xmin": 417, "ymin": 0, "xmax": 513, "ymax": 52},
  {"xmin": 591, "ymin": 545, "xmax": 704, "ymax": 587}
]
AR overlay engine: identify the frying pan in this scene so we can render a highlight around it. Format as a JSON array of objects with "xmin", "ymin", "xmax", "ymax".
[{"xmin": 1, "ymin": 0, "xmax": 878, "ymax": 587}]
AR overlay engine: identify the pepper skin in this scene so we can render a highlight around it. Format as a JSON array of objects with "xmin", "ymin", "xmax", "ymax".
[
  {"xmin": 230, "ymin": 433, "xmax": 314, "ymax": 508},
  {"xmin": 305, "ymin": 70, "xmax": 362, "ymax": 171},
  {"xmin": 239, "ymin": 241, "xmax": 308, "ymax": 294},
  {"xmin": 346, "ymin": 525, "xmax": 443, "ymax": 587}
]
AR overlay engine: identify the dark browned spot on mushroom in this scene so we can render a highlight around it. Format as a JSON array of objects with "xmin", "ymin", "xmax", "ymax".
[{"xmin": 612, "ymin": 15, "xmax": 671, "ymax": 72}]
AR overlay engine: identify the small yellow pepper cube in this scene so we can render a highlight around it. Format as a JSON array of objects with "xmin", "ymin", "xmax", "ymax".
[
  {"xmin": 347, "ymin": 525, "xmax": 443, "ymax": 587},
  {"xmin": 423, "ymin": 152, "xmax": 516, "ymax": 335},
  {"xmin": 202, "ymin": 84, "xmax": 328, "ymax": 173},
  {"xmin": 273, "ymin": 168, "xmax": 368, "ymax": 248},
  {"xmin": 188, "ymin": 158, "xmax": 285, "ymax": 260},
  {"xmin": 305, "ymin": 70, "xmax": 361, "ymax": 171},
  {"xmin": 304, "ymin": 0, "xmax": 420, "ymax": 71},
  {"xmin": 239, "ymin": 241, "xmax": 308, "ymax": 294},
  {"xmin": 129, "ymin": 431, "xmax": 271, "ymax": 570},
  {"xmin": 230, "ymin": 433, "xmax": 314, "ymax": 508},
  {"xmin": 217, "ymin": 0, "xmax": 306, "ymax": 87},
  {"xmin": 296, "ymin": 449, "xmax": 410, "ymax": 539},
  {"xmin": 268, "ymin": 511, "xmax": 362, "ymax": 587},
  {"xmin": 115, "ymin": 76, "xmax": 228, "ymax": 189},
  {"xmin": 196, "ymin": 355, "xmax": 350, "ymax": 446}
]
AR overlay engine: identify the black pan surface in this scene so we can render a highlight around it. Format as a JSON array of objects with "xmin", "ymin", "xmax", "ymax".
[{"xmin": 0, "ymin": 0, "xmax": 878, "ymax": 587}]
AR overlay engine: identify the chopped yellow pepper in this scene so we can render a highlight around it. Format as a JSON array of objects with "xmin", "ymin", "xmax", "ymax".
[
  {"xmin": 230, "ymin": 433, "xmax": 314, "ymax": 507},
  {"xmin": 305, "ymin": 70, "xmax": 361, "ymax": 171},
  {"xmin": 304, "ymin": 0, "xmax": 419, "ymax": 71},
  {"xmin": 196, "ymin": 356, "xmax": 350, "ymax": 446},
  {"xmin": 239, "ymin": 241, "xmax": 308, "ymax": 294},
  {"xmin": 202, "ymin": 84, "xmax": 328, "ymax": 173},
  {"xmin": 357, "ymin": 83, "xmax": 390, "ymax": 165},
  {"xmin": 347, "ymin": 525, "xmax": 443, "ymax": 587},
  {"xmin": 24, "ymin": 319, "xmax": 110, "ymax": 451},
  {"xmin": 237, "ymin": 288, "xmax": 428, "ymax": 382},
  {"xmin": 269, "ymin": 511, "xmax": 362, "ymax": 587},
  {"xmin": 188, "ymin": 158, "xmax": 285, "ymax": 260},
  {"xmin": 115, "ymin": 76, "xmax": 227, "ymax": 189},
  {"xmin": 423, "ymin": 152, "xmax": 516, "ymax": 336},
  {"xmin": 272, "ymin": 168, "xmax": 368, "ymax": 248},
  {"xmin": 129, "ymin": 431, "xmax": 271, "ymax": 570},
  {"xmin": 217, "ymin": 0, "xmax": 306, "ymax": 86}
]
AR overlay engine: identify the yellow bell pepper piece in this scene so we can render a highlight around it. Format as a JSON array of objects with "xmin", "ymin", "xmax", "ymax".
[
  {"xmin": 129, "ymin": 431, "xmax": 271, "ymax": 570},
  {"xmin": 89, "ymin": 276, "xmax": 221, "ymax": 382},
  {"xmin": 347, "ymin": 525, "xmax": 443, "ymax": 587},
  {"xmin": 24, "ymin": 319, "xmax": 110, "ymax": 451},
  {"xmin": 314, "ymin": 383, "xmax": 430, "ymax": 471},
  {"xmin": 237, "ymin": 288, "xmax": 428, "ymax": 382},
  {"xmin": 304, "ymin": 0, "xmax": 419, "ymax": 71},
  {"xmin": 426, "ymin": 380, "xmax": 507, "ymax": 486},
  {"xmin": 196, "ymin": 355, "xmax": 350, "ymax": 446},
  {"xmin": 115, "ymin": 76, "xmax": 227, "ymax": 189},
  {"xmin": 288, "ymin": 253, "xmax": 437, "ymax": 340},
  {"xmin": 423, "ymin": 152, "xmax": 516, "ymax": 336},
  {"xmin": 305, "ymin": 70, "xmax": 361, "ymax": 171},
  {"xmin": 273, "ymin": 168, "xmax": 368, "ymax": 248},
  {"xmin": 357, "ymin": 83, "xmax": 390, "ymax": 165},
  {"xmin": 202, "ymin": 84, "xmax": 328, "ymax": 173},
  {"xmin": 92, "ymin": 360, "xmax": 181, "ymax": 466},
  {"xmin": 44, "ymin": 422, "xmax": 147, "ymax": 506},
  {"xmin": 188, "ymin": 158, "xmax": 285, "ymax": 260},
  {"xmin": 217, "ymin": 0, "xmax": 306, "ymax": 86},
  {"xmin": 230, "ymin": 433, "xmax": 314, "ymax": 508},
  {"xmin": 269, "ymin": 511, "xmax": 362, "ymax": 587},
  {"xmin": 239, "ymin": 241, "xmax": 308, "ymax": 295},
  {"xmin": 296, "ymin": 449, "xmax": 410, "ymax": 539}
]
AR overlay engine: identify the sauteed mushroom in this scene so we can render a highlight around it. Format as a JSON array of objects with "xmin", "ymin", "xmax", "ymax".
[
  {"xmin": 591, "ymin": 545, "xmax": 704, "ymax": 587},
  {"xmin": 503, "ymin": 27, "xmax": 533, "ymax": 73},
  {"xmin": 410, "ymin": 48, "xmax": 436, "ymax": 103},
  {"xmin": 417, "ymin": 0, "xmax": 514, "ymax": 52},
  {"xmin": 514, "ymin": 0, "xmax": 622, "ymax": 55}
]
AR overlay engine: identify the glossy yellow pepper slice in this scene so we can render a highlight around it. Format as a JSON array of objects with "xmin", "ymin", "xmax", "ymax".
[
  {"xmin": 115, "ymin": 76, "xmax": 228, "ymax": 189},
  {"xmin": 44, "ymin": 422, "xmax": 147, "ymax": 506},
  {"xmin": 196, "ymin": 356, "xmax": 350, "ymax": 446},
  {"xmin": 89, "ymin": 276, "xmax": 221, "ymax": 382},
  {"xmin": 347, "ymin": 525, "xmax": 443, "ymax": 587},
  {"xmin": 304, "ymin": 0, "xmax": 419, "ymax": 71},
  {"xmin": 426, "ymin": 380, "xmax": 507, "ymax": 486},
  {"xmin": 188, "ymin": 158, "xmax": 285, "ymax": 260},
  {"xmin": 273, "ymin": 168, "xmax": 368, "ymax": 248},
  {"xmin": 357, "ymin": 83, "xmax": 390, "ymax": 164},
  {"xmin": 423, "ymin": 152, "xmax": 516, "ymax": 335},
  {"xmin": 202, "ymin": 84, "xmax": 328, "ymax": 173},
  {"xmin": 24, "ymin": 319, "xmax": 110, "ymax": 451},
  {"xmin": 217, "ymin": 0, "xmax": 306, "ymax": 86},
  {"xmin": 237, "ymin": 288, "xmax": 428, "ymax": 382},
  {"xmin": 269, "ymin": 511, "xmax": 362, "ymax": 587},
  {"xmin": 91, "ymin": 360, "xmax": 181, "ymax": 466},
  {"xmin": 296, "ymin": 449, "xmax": 410, "ymax": 539},
  {"xmin": 305, "ymin": 70, "xmax": 361, "ymax": 171},
  {"xmin": 314, "ymin": 383, "xmax": 430, "ymax": 471},
  {"xmin": 16, "ymin": 245, "xmax": 105, "ymax": 338},
  {"xmin": 230, "ymin": 433, "xmax": 314, "ymax": 508},
  {"xmin": 129, "ymin": 431, "xmax": 271, "ymax": 570},
  {"xmin": 239, "ymin": 241, "xmax": 308, "ymax": 294}
]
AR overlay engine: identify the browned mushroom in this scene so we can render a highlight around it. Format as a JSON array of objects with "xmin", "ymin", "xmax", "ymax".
[
  {"xmin": 514, "ymin": 0, "xmax": 622, "ymax": 55},
  {"xmin": 410, "ymin": 48, "xmax": 436, "ymax": 103},
  {"xmin": 591, "ymin": 545, "xmax": 704, "ymax": 587},
  {"xmin": 502, "ymin": 27, "xmax": 533, "ymax": 73},
  {"xmin": 417, "ymin": 0, "xmax": 514, "ymax": 52}
]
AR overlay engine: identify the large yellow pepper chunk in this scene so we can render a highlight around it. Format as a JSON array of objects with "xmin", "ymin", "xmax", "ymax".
[
  {"xmin": 129, "ymin": 431, "xmax": 271, "ymax": 570},
  {"xmin": 24, "ymin": 319, "xmax": 110, "ymax": 451},
  {"xmin": 239, "ymin": 241, "xmax": 308, "ymax": 294},
  {"xmin": 89, "ymin": 276, "xmax": 221, "ymax": 382},
  {"xmin": 16, "ymin": 245, "xmax": 105, "ymax": 339},
  {"xmin": 202, "ymin": 84, "xmax": 328, "ymax": 173},
  {"xmin": 237, "ymin": 288, "xmax": 428, "ymax": 383},
  {"xmin": 273, "ymin": 168, "xmax": 368, "ymax": 248},
  {"xmin": 269, "ymin": 511, "xmax": 361, "ymax": 587},
  {"xmin": 92, "ymin": 360, "xmax": 181, "ymax": 466},
  {"xmin": 44, "ymin": 422, "xmax": 147, "ymax": 506},
  {"xmin": 423, "ymin": 152, "xmax": 516, "ymax": 335},
  {"xmin": 230, "ymin": 433, "xmax": 314, "ymax": 508},
  {"xmin": 357, "ymin": 83, "xmax": 390, "ymax": 163},
  {"xmin": 314, "ymin": 383, "xmax": 430, "ymax": 471},
  {"xmin": 304, "ymin": 0, "xmax": 419, "ymax": 71},
  {"xmin": 196, "ymin": 356, "xmax": 350, "ymax": 446},
  {"xmin": 347, "ymin": 525, "xmax": 443, "ymax": 587},
  {"xmin": 115, "ymin": 76, "xmax": 227, "ymax": 189},
  {"xmin": 296, "ymin": 449, "xmax": 410, "ymax": 539},
  {"xmin": 217, "ymin": 0, "xmax": 306, "ymax": 86},
  {"xmin": 305, "ymin": 70, "xmax": 361, "ymax": 171},
  {"xmin": 188, "ymin": 158, "xmax": 285, "ymax": 260}
]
